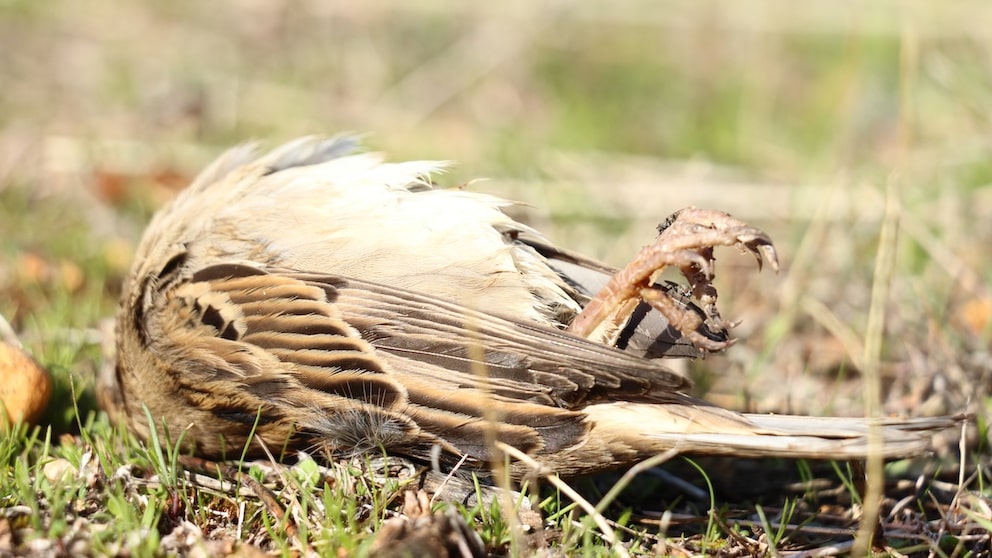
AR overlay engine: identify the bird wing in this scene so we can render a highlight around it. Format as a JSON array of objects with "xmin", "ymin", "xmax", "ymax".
[{"xmin": 131, "ymin": 260, "xmax": 694, "ymax": 468}]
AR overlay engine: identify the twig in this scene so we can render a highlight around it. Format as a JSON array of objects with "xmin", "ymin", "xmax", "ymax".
[
  {"xmin": 784, "ymin": 539, "xmax": 855, "ymax": 557},
  {"xmin": 177, "ymin": 455, "xmax": 297, "ymax": 539},
  {"xmin": 0, "ymin": 313, "xmax": 20, "ymax": 347},
  {"xmin": 429, "ymin": 452, "xmax": 470, "ymax": 509}
]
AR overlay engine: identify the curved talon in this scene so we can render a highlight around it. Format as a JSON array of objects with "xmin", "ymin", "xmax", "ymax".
[{"xmin": 755, "ymin": 243, "xmax": 779, "ymax": 272}]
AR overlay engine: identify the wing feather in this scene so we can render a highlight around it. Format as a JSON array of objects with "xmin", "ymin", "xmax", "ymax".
[
  {"xmin": 327, "ymin": 275, "xmax": 692, "ymax": 406},
  {"xmin": 143, "ymin": 262, "xmax": 636, "ymax": 466}
]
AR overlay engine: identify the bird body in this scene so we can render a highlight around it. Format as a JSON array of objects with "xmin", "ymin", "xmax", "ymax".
[
  {"xmin": 108, "ymin": 136, "xmax": 959, "ymax": 479},
  {"xmin": 129, "ymin": 138, "xmax": 577, "ymax": 327}
]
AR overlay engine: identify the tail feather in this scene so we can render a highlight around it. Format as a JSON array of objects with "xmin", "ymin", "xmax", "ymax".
[
  {"xmin": 742, "ymin": 413, "xmax": 964, "ymax": 438},
  {"xmin": 584, "ymin": 402, "xmax": 964, "ymax": 462}
]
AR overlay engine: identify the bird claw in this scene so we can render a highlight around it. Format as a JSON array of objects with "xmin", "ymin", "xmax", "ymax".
[
  {"xmin": 568, "ymin": 207, "xmax": 779, "ymax": 355},
  {"xmin": 655, "ymin": 207, "xmax": 779, "ymax": 274}
]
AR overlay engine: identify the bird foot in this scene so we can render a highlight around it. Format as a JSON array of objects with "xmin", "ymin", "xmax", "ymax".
[{"xmin": 567, "ymin": 207, "xmax": 779, "ymax": 353}]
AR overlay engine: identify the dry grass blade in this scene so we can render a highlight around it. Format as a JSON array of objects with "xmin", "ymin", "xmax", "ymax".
[
  {"xmin": 851, "ymin": 182, "xmax": 901, "ymax": 553},
  {"xmin": 495, "ymin": 441, "xmax": 631, "ymax": 558},
  {"xmin": 594, "ymin": 448, "xmax": 682, "ymax": 515}
]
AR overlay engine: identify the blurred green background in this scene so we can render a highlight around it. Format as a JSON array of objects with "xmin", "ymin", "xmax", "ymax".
[{"xmin": 1, "ymin": 0, "xmax": 989, "ymax": 431}]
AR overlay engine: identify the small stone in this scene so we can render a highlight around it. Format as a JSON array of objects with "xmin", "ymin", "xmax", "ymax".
[
  {"xmin": 43, "ymin": 458, "xmax": 77, "ymax": 483},
  {"xmin": 0, "ymin": 341, "xmax": 52, "ymax": 429}
]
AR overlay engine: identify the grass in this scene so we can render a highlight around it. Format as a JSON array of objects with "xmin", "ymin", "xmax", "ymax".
[{"xmin": 1, "ymin": 0, "xmax": 991, "ymax": 555}]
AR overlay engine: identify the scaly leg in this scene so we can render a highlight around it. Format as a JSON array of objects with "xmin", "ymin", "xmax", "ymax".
[{"xmin": 567, "ymin": 207, "xmax": 779, "ymax": 353}]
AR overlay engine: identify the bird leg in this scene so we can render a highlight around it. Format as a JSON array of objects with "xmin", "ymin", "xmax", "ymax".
[{"xmin": 567, "ymin": 207, "xmax": 779, "ymax": 353}]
